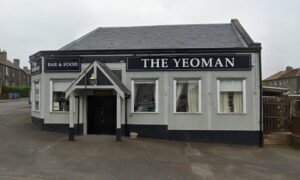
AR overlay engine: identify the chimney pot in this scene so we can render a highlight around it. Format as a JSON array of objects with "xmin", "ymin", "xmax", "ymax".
[{"xmin": 286, "ymin": 66, "xmax": 293, "ymax": 71}]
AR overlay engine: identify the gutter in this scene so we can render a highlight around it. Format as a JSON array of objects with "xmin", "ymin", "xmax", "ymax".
[{"xmin": 29, "ymin": 47, "xmax": 262, "ymax": 62}]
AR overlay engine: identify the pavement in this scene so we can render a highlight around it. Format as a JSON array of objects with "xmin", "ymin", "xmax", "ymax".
[
  {"xmin": 0, "ymin": 101, "xmax": 300, "ymax": 180},
  {"xmin": 0, "ymin": 97, "xmax": 29, "ymax": 103}
]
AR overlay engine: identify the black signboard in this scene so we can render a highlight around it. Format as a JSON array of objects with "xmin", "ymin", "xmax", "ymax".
[
  {"xmin": 31, "ymin": 60, "xmax": 41, "ymax": 74},
  {"xmin": 45, "ymin": 58, "xmax": 81, "ymax": 72},
  {"xmin": 127, "ymin": 55, "xmax": 251, "ymax": 71}
]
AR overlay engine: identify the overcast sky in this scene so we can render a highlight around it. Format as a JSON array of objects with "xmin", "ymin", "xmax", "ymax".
[{"xmin": 0, "ymin": 0, "xmax": 299, "ymax": 78}]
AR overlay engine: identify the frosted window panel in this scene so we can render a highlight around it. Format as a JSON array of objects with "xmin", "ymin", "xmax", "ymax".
[
  {"xmin": 220, "ymin": 80, "xmax": 242, "ymax": 92},
  {"xmin": 53, "ymin": 81, "xmax": 72, "ymax": 92}
]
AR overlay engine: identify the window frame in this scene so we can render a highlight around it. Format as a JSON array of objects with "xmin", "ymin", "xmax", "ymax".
[
  {"xmin": 32, "ymin": 80, "xmax": 40, "ymax": 112},
  {"xmin": 217, "ymin": 78, "xmax": 246, "ymax": 114},
  {"xmin": 131, "ymin": 79, "xmax": 159, "ymax": 114},
  {"xmin": 49, "ymin": 79, "xmax": 73, "ymax": 113},
  {"xmin": 173, "ymin": 79, "xmax": 202, "ymax": 114},
  {"xmin": 5, "ymin": 67, "xmax": 9, "ymax": 76}
]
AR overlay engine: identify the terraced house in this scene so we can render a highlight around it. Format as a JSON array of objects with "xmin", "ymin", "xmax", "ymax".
[{"xmin": 0, "ymin": 50, "xmax": 30, "ymax": 88}]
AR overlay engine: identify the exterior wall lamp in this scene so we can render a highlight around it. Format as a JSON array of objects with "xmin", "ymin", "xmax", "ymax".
[{"xmin": 89, "ymin": 73, "xmax": 96, "ymax": 85}]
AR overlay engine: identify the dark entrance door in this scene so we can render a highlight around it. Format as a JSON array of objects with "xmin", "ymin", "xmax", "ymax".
[{"xmin": 88, "ymin": 95, "xmax": 116, "ymax": 134}]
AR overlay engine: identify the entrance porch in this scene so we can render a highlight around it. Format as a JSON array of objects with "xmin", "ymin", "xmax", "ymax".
[{"xmin": 65, "ymin": 61, "xmax": 130, "ymax": 141}]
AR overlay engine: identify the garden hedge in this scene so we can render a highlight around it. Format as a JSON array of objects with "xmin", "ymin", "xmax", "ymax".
[{"xmin": 1, "ymin": 86, "xmax": 30, "ymax": 98}]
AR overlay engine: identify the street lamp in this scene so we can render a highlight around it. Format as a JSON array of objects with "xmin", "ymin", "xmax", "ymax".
[{"xmin": 89, "ymin": 73, "xmax": 96, "ymax": 85}]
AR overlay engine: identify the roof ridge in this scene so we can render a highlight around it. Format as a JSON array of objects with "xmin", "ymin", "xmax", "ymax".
[
  {"xmin": 264, "ymin": 68, "xmax": 300, "ymax": 81},
  {"xmin": 94, "ymin": 23, "xmax": 230, "ymax": 29}
]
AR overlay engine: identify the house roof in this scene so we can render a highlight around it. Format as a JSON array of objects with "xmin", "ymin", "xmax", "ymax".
[
  {"xmin": 60, "ymin": 20, "xmax": 251, "ymax": 51},
  {"xmin": 281, "ymin": 68, "xmax": 300, "ymax": 78},
  {"xmin": 264, "ymin": 71, "xmax": 286, "ymax": 81},
  {"xmin": 264, "ymin": 68, "xmax": 300, "ymax": 81},
  {"xmin": 0, "ymin": 60, "xmax": 31, "ymax": 74},
  {"xmin": 0, "ymin": 60, "xmax": 18, "ymax": 69}
]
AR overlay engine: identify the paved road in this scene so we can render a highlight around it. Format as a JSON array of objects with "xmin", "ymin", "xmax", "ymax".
[{"xmin": 1, "ymin": 100, "xmax": 300, "ymax": 180}]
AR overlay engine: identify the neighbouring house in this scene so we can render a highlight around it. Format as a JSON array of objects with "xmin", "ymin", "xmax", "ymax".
[
  {"xmin": 0, "ymin": 50, "xmax": 30, "ymax": 87},
  {"xmin": 263, "ymin": 66, "xmax": 300, "ymax": 94}
]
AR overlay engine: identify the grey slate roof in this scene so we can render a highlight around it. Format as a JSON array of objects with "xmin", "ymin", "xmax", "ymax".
[{"xmin": 60, "ymin": 23, "xmax": 247, "ymax": 50}]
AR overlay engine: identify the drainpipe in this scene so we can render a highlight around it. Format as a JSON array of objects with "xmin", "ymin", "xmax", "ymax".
[
  {"xmin": 259, "ymin": 49, "xmax": 264, "ymax": 147},
  {"xmin": 77, "ymin": 97, "xmax": 80, "ymax": 134},
  {"xmin": 69, "ymin": 93, "xmax": 75, "ymax": 141},
  {"xmin": 125, "ymin": 97, "xmax": 128, "ymax": 136}
]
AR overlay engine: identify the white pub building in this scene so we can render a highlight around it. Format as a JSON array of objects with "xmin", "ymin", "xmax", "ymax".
[{"xmin": 30, "ymin": 19, "xmax": 262, "ymax": 145}]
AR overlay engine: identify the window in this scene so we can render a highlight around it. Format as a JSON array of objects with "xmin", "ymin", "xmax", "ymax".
[
  {"xmin": 174, "ymin": 79, "xmax": 201, "ymax": 113},
  {"xmin": 131, "ymin": 79, "xmax": 158, "ymax": 113},
  {"xmin": 218, "ymin": 79, "xmax": 246, "ymax": 113},
  {"xmin": 33, "ymin": 81, "xmax": 40, "ymax": 111},
  {"xmin": 5, "ymin": 67, "xmax": 8, "ymax": 76},
  {"xmin": 50, "ymin": 81, "xmax": 72, "ymax": 112}
]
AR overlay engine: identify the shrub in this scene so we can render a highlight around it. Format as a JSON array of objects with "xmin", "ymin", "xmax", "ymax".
[{"xmin": 2, "ymin": 86, "xmax": 31, "ymax": 98}]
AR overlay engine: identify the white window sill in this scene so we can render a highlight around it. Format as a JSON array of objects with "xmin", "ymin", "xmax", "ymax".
[
  {"xmin": 50, "ymin": 111, "xmax": 69, "ymax": 114},
  {"xmin": 173, "ymin": 112, "xmax": 202, "ymax": 114},
  {"xmin": 32, "ymin": 110, "xmax": 40, "ymax": 113},
  {"xmin": 217, "ymin": 112, "xmax": 247, "ymax": 115},
  {"xmin": 130, "ymin": 112, "xmax": 159, "ymax": 114}
]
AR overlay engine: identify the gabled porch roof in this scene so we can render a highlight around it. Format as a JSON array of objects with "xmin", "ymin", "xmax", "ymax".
[{"xmin": 65, "ymin": 61, "xmax": 130, "ymax": 99}]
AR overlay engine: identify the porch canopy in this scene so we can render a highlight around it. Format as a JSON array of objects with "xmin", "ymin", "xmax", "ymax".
[
  {"xmin": 65, "ymin": 61, "xmax": 130, "ymax": 98},
  {"xmin": 65, "ymin": 61, "xmax": 130, "ymax": 141}
]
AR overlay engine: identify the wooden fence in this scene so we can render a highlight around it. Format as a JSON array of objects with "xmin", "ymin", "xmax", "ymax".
[
  {"xmin": 291, "ymin": 100, "xmax": 300, "ymax": 136},
  {"xmin": 263, "ymin": 96, "xmax": 291, "ymax": 133}
]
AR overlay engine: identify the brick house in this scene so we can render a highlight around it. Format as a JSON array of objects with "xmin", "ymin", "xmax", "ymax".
[
  {"xmin": 0, "ymin": 50, "xmax": 30, "ymax": 87},
  {"xmin": 263, "ymin": 66, "xmax": 300, "ymax": 94}
]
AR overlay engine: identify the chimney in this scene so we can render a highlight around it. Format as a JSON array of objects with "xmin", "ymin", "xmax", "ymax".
[
  {"xmin": 286, "ymin": 66, "xmax": 293, "ymax": 71},
  {"xmin": 13, "ymin": 59, "xmax": 20, "ymax": 68},
  {"xmin": 0, "ymin": 50, "xmax": 7, "ymax": 63},
  {"xmin": 23, "ymin": 66, "xmax": 31, "ymax": 74}
]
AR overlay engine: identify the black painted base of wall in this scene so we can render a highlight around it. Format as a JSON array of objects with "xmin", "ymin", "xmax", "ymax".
[
  {"xmin": 116, "ymin": 128, "xmax": 122, "ymax": 141},
  {"xmin": 69, "ymin": 127, "xmax": 75, "ymax": 141},
  {"xmin": 123, "ymin": 124, "xmax": 260, "ymax": 145},
  {"xmin": 32, "ymin": 117, "xmax": 259, "ymax": 145},
  {"xmin": 32, "ymin": 116, "xmax": 44, "ymax": 129},
  {"xmin": 31, "ymin": 116, "xmax": 83, "ymax": 135}
]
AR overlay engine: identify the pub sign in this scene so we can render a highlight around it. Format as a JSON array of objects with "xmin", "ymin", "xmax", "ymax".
[
  {"xmin": 31, "ymin": 60, "xmax": 41, "ymax": 74},
  {"xmin": 45, "ymin": 58, "xmax": 81, "ymax": 72},
  {"xmin": 127, "ymin": 55, "xmax": 251, "ymax": 71}
]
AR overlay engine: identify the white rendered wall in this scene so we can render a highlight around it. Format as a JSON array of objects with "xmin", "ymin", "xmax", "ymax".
[{"xmin": 31, "ymin": 53, "xmax": 260, "ymax": 131}]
